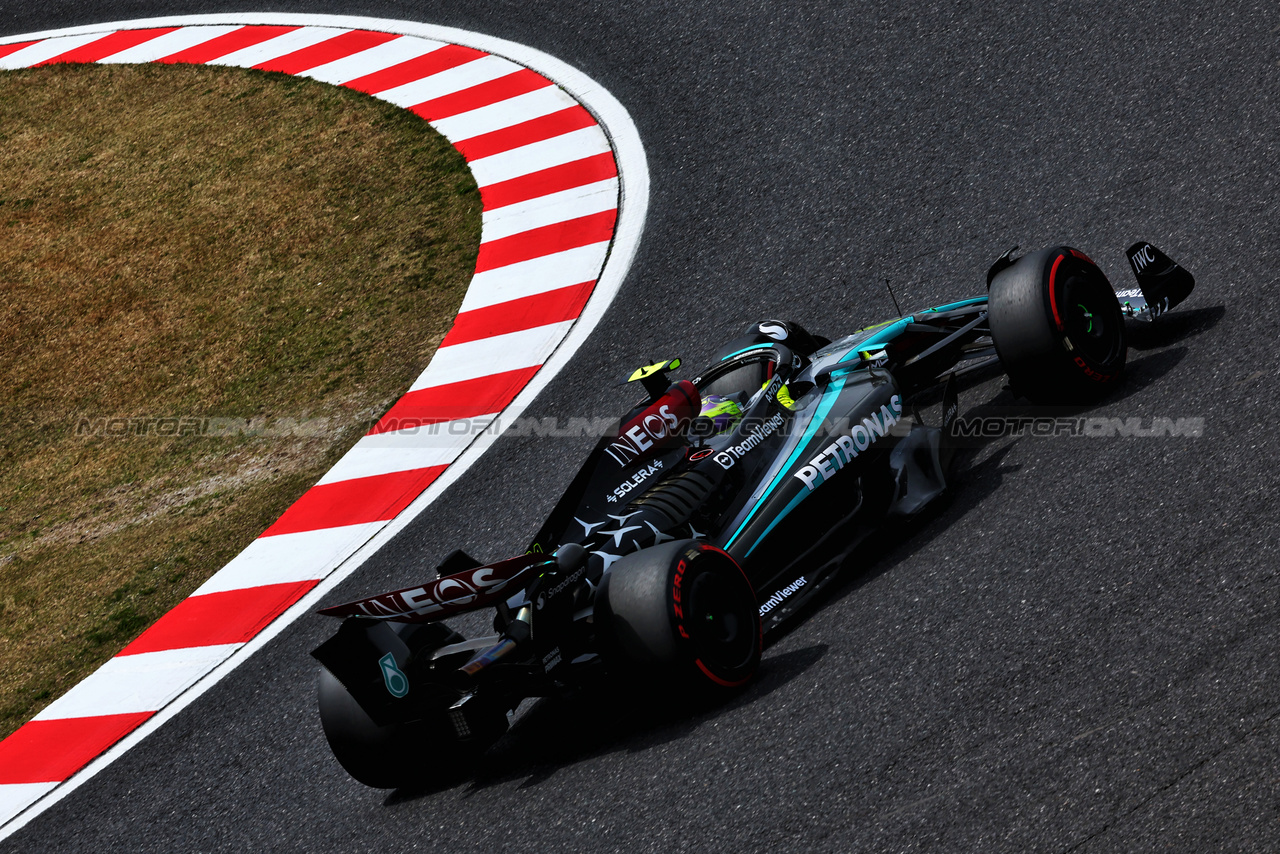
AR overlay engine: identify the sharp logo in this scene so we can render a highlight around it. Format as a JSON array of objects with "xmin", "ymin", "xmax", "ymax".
[
  {"xmin": 1130, "ymin": 244, "xmax": 1156, "ymax": 273},
  {"xmin": 605, "ymin": 405, "xmax": 682, "ymax": 466},
  {"xmin": 1115, "ymin": 288, "xmax": 1143, "ymax": 299},
  {"xmin": 758, "ymin": 322, "xmax": 788, "ymax": 340},
  {"xmin": 793, "ymin": 394, "xmax": 903, "ymax": 491},
  {"xmin": 759, "ymin": 576, "xmax": 806, "ymax": 615}
]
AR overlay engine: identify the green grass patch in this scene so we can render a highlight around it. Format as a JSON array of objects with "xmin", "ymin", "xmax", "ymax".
[{"xmin": 0, "ymin": 62, "xmax": 481, "ymax": 738}]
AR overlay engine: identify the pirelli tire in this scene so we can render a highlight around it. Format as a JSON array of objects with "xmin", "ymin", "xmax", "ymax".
[
  {"xmin": 988, "ymin": 246, "xmax": 1127, "ymax": 404},
  {"xmin": 317, "ymin": 622, "xmax": 503, "ymax": 789},
  {"xmin": 317, "ymin": 668, "xmax": 511, "ymax": 789},
  {"xmin": 595, "ymin": 539, "xmax": 762, "ymax": 694},
  {"xmin": 319, "ymin": 668, "xmax": 433, "ymax": 788}
]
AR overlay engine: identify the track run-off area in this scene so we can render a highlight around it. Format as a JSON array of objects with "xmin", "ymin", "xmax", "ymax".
[
  {"xmin": 3, "ymin": 2, "xmax": 1280, "ymax": 851},
  {"xmin": 0, "ymin": 14, "xmax": 646, "ymax": 835}
]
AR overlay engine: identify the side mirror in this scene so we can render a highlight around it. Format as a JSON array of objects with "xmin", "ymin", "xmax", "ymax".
[{"xmin": 620, "ymin": 358, "xmax": 682, "ymax": 401}]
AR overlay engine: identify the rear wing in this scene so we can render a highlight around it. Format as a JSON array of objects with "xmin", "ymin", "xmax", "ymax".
[
  {"xmin": 317, "ymin": 553, "xmax": 552, "ymax": 623},
  {"xmin": 1116, "ymin": 242, "xmax": 1196, "ymax": 321}
]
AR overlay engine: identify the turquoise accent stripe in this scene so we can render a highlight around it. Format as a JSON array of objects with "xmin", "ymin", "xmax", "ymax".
[
  {"xmin": 745, "ymin": 489, "xmax": 807, "ymax": 558},
  {"xmin": 826, "ymin": 365, "xmax": 866, "ymax": 382},
  {"xmin": 924, "ymin": 296, "xmax": 988, "ymax": 313},
  {"xmin": 725, "ymin": 375, "xmax": 847, "ymax": 549},
  {"xmin": 838, "ymin": 318, "xmax": 910, "ymax": 362},
  {"xmin": 837, "ymin": 296, "xmax": 989, "ymax": 363}
]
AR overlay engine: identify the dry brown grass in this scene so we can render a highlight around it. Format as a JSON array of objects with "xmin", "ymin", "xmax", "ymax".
[{"xmin": 0, "ymin": 62, "xmax": 480, "ymax": 737}]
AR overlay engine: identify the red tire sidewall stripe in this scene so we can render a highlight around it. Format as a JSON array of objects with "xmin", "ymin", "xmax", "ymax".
[
  {"xmin": 1048, "ymin": 252, "xmax": 1065, "ymax": 332},
  {"xmin": 679, "ymin": 543, "xmax": 762, "ymax": 685}
]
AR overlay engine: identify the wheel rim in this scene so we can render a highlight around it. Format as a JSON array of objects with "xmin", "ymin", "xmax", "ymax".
[
  {"xmin": 1060, "ymin": 267, "xmax": 1123, "ymax": 367},
  {"xmin": 685, "ymin": 567, "xmax": 758, "ymax": 673}
]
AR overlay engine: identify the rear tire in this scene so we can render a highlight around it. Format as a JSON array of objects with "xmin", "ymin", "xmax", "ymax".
[
  {"xmin": 318, "ymin": 669, "xmax": 510, "ymax": 789},
  {"xmin": 318, "ymin": 667, "xmax": 436, "ymax": 789},
  {"xmin": 316, "ymin": 622, "xmax": 500, "ymax": 789},
  {"xmin": 988, "ymin": 246, "xmax": 1126, "ymax": 404},
  {"xmin": 595, "ymin": 540, "xmax": 761, "ymax": 693}
]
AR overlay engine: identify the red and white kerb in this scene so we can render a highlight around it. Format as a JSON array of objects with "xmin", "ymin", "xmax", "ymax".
[{"xmin": 0, "ymin": 19, "xmax": 628, "ymax": 825}]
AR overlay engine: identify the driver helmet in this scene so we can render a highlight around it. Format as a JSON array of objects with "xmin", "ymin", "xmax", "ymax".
[{"xmin": 698, "ymin": 395, "xmax": 743, "ymax": 435}]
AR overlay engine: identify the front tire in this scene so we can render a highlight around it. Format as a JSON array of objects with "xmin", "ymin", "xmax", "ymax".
[
  {"xmin": 988, "ymin": 246, "xmax": 1126, "ymax": 404},
  {"xmin": 595, "ymin": 539, "xmax": 761, "ymax": 693}
]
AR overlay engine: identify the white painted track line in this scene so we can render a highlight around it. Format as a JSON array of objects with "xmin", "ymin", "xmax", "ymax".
[{"xmin": 314, "ymin": 423, "xmax": 492, "ymax": 485}]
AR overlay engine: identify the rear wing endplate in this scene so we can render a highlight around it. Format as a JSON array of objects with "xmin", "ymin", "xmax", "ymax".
[{"xmin": 1118, "ymin": 242, "xmax": 1196, "ymax": 320}]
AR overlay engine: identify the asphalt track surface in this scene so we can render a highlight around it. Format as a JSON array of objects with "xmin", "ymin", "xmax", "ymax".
[{"xmin": 4, "ymin": 2, "xmax": 1279, "ymax": 851}]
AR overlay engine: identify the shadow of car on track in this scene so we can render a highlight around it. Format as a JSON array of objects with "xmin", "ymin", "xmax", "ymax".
[
  {"xmin": 382, "ymin": 643, "xmax": 830, "ymax": 804},
  {"xmin": 768, "ymin": 302, "xmax": 1219, "ymax": 646},
  {"xmin": 378, "ymin": 420, "xmax": 1031, "ymax": 804},
  {"xmin": 1124, "ymin": 304, "xmax": 1224, "ymax": 352},
  {"xmin": 762, "ymin": 437, "xmax": 1024, "ymax": 650},
  {"xmin": 378, "ymin": 447, "xmax": 1026, "ymax": 804},
  {"xmin": 377, "ymin": 307, "xmax": 1221, "ymax": 803}
]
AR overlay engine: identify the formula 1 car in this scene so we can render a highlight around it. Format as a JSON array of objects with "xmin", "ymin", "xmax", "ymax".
[{"xmin": 312, "ymin": 241, "xmax": 1195, "ymax": 787}]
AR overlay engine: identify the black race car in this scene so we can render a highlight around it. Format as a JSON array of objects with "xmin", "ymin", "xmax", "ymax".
[{"xmin": 312, "ymin": 241, "xmax": 1195, "ymax": 787}]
